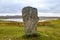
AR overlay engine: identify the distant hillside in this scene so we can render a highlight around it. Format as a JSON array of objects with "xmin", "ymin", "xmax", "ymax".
[
  {"xmin": 0, "ymin": 16, "xmax": 60, "ymax": 20},
  {"xmin": 0, "ymin": 16, "xmax": 22, "ymax": 19}
]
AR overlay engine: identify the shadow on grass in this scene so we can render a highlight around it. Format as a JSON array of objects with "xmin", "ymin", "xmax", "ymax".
[
  {"xmin": 12, "ymin": 34, "xmax": 41, "ymax": 40},
  {"xmin": 23, "ymin": 33, "xmax": 40, "ymax": 38},
  {"xmin": 22, "ymin": 34, "xmax": 41, "ymax": 40}
]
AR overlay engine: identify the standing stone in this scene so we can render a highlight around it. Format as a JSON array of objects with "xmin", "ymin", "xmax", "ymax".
[{"xmin": 22, "ymin": 6, "xmax": 39, "ymax": 35}]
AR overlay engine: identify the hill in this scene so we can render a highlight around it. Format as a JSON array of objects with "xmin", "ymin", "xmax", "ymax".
[{"xmin": 0, "ymin": 19, "xmax": 60, "ymax": 40}]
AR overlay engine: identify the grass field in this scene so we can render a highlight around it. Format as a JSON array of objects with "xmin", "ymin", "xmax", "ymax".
[{"xmin": 0, "ymin": 19, "xmax": 60, "ymax": 40}]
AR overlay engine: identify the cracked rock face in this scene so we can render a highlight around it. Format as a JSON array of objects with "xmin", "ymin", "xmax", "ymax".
[{"xmin": 22, "ymin": 6, "xmax": 39, "ymax": 35}]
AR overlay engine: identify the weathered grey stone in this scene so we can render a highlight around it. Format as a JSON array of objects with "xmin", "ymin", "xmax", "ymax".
[{"xmin": 22, "ymin": 6, "xmax": 39, "ymax": 35}]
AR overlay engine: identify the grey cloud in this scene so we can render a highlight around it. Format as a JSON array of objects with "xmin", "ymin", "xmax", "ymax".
[
  {"xmin": 39, "ymin": 0, "xmax": 60, "ymax": 13},
  {"xmin": 0, "ymin": 0, "xmax": 60, "ymax": 13},
  {"xmin": 0, "ymin": 3, "xmax": 23, "ymax": 13}
]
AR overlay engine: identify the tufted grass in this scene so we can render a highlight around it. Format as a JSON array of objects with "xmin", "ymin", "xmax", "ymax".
[{"xmin": 0, "ymin": 19, "xmax": 60, "ymax": 40}]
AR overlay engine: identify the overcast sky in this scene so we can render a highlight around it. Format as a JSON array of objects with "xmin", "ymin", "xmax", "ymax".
[{"xmin": 0, "ymin": 0, "xmax": 60, "ymax": 16}]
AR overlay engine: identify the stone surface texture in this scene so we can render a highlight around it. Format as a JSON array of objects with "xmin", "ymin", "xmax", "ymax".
[{"xmin": 22, "ymin": 6, "xmax": 39, "ymax": 35}]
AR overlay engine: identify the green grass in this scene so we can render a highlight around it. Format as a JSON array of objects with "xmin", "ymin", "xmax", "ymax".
[
  {"xmin": 0, "ymin": 19, "xmax": 60, "ymax": 40},
  {"xmin": 0, "ymin": 25, "xmax": 24, "ymax": 40}
]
